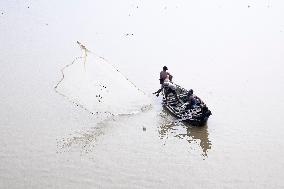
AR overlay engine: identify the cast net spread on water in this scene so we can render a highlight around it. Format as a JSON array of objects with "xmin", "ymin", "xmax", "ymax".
[{"xmin": 55, "ymin": 42, "xmax": 151, "ymax": 122}]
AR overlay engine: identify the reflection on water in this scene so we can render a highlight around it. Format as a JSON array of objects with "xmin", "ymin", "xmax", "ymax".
[
  {"xmin": 158, "ymin": 109, "xmax": 212, "ymax": 158},
  {"xmin": 185, "ymin": 125, "xmax": 211, "ymax": 158}
]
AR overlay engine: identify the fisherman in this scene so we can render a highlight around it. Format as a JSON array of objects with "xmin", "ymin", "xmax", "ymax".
[
  {"xmin": 159, "ymin": 66, "xmax": 172, "ymax": 85},
  {"xmin": 186, "ymin": 89, "xmax": 201, "ymax": 109},
  {"xmin": 153, "ymin": 66, "xmax": 173, "ymax": 97}
]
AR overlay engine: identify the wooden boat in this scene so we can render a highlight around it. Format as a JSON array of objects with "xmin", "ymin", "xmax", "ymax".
[{"xmin": 162, "ymin": 85, "xmax": 212, "ymax": 126}]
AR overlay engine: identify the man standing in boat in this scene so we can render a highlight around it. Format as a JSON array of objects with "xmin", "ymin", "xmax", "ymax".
[
  {"xmin": 160, "ymin": 66, "xmax": 173, "ymax": 85},
  {"xmin": 153, "ymin": 66, "xmax": 173, "ymax": 97},
  {"xmin": 153, "ymin": 73, "xmax": 179, "ymax": 103}
]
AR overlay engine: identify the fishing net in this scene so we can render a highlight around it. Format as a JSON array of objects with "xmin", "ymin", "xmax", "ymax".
[{"xmin": 55, "ymin": 42, "xmax": 151, "ymax": 122}]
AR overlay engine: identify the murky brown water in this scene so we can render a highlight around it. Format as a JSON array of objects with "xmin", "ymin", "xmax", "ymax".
[{"xmin": 1, "ymin": 0, "xmax": 284, "ymax": 188}]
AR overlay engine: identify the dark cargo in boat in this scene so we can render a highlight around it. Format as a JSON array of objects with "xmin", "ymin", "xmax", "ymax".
[{"xmin": 162, "ymin": 85, "xmax": 211, "ymax": 126}]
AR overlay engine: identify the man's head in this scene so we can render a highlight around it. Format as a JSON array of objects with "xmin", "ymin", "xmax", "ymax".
[
  {"xmin": 163, "ymin": 66, "xmax": 168, "ymax": 71},
  {"xmin": 188, "ymin": 89, "xmax": 193, "ymax": 96}
]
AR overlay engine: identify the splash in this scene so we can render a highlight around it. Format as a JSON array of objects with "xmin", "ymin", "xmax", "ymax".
[
  {"xmin": 55, "ymin": 42, "xmax": 151, "ymax": 122},
  {"xmin": 56, "ymin": 123, "xmax": 105, "ymax": 154}
]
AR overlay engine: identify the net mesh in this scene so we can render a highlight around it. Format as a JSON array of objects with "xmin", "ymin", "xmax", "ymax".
[{"xmin": 55, "ymin": 42, "xmax": 151, "ymax": 122}]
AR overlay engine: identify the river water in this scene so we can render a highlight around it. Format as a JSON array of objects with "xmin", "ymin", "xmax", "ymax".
[{"xmin": 1, "ymin": 0, "xmax": 284, "ymax": 188}]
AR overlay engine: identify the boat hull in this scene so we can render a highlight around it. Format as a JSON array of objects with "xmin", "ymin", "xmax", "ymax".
[{"xmin": 162, "ymin": 86, "xmax": 211, "ymax": 126}]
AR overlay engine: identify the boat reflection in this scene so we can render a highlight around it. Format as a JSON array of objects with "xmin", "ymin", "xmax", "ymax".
[{"xmin": 158, "ymin": 109, "xmax": 212, "ymax": 158}]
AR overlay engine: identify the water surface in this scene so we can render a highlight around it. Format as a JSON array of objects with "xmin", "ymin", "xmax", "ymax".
[{"xmin": 1, "ymin": 0, "xmax": 284, "ymax": 188}]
